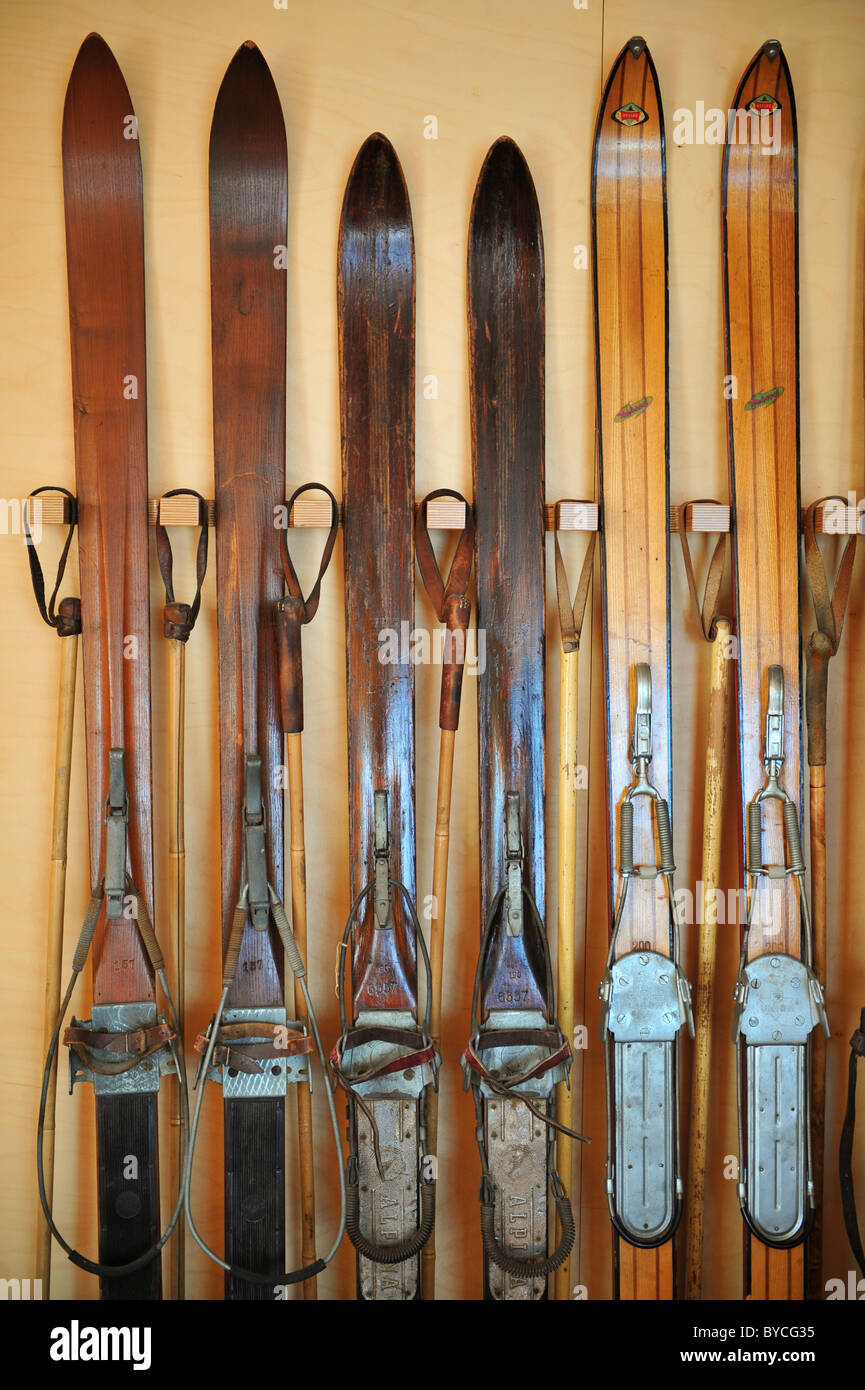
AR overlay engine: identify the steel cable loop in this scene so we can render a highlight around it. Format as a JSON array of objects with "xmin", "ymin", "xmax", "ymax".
[
  {"xmin": 479, "ymin": 1166, "xmax": 575, "ymax": 1279},
  {"xmin": 36, "ymin": 878, "xmax": 190, "ymax": 1280},
  {"xmin": 182, "ymin": 881, "xmax": 346, "ymax": 1286}
]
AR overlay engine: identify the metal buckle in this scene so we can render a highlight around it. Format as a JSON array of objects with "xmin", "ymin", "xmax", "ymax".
[
  {"xmin": 103, "ymin": 748, "xmax": 129, "ymax": 919},
  {"xmin": 243, "ymin": 756, "xmax": 269, "ymax": 929},
  {"xmin": 504, "ymin": 792, "xmax": 524, "ymax": 937},
  {"xmin": 373, "ymin": 790, "xmax": 392, "ymax": 928}
]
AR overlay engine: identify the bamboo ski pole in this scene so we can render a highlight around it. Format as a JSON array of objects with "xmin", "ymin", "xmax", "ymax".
[
  {"xmin": 415, "ymin": 489, "xmax": 473, "ymax": 1300},
  {"xmin": 679, "ymin": 505, "xmax": 730, "ymax": 1300},
  {"xmin": 552, "ymin": 522, "xmax": 594, "ymax": 1302},
  {"xmin": 276, "ymin": 484, "xmax": 339, "ymax": 1299},
  {"xmin": 802, "ymin": 497, "xmax": 856, "ymax": 1299},
  {"xmin": 25, "ymin": 488, "xmax": 81, "ymax": 1296},
  {"xmin": 155, "ymin": 489, "xmax": 208, "ymax": 1300}
]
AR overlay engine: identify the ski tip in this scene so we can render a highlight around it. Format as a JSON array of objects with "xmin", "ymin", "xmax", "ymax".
[
  {"xmin": 341, "ymin": 132, "xmax": 410, "ymax": 229},
  {"xmin": 728, "ymin": 39, "xmax": 793, "ymax": 121},
  {"xmin": 627, "ymin": 35, "xmax": 647, "ymax": 59},
  {"xmin": 65, "ymin": 33, "xmax": 134, "ymax": 124},
  {"xmin": 469, "ymin": 137, "xmax": 541, "ymax": 269},
  {"xmin": 69, "ymin": 32, "xmax": 122, "ymax": 80},
  {"xmin": 211, "ymin": 39, "xmax": 284, "ymax": 160},
  {"xmin": 475, "ymin": 135, "xmax": 533, "ymax": 193}
]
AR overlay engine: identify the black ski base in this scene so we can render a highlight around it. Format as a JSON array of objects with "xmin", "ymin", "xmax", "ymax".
[
  {"xmin": 96, "ymin": 1093, "xmax": 161, "ymax": 1300},
  {"xmin": 224, "ymin": 1097, "xmax": 285, "ymax": 1300}
]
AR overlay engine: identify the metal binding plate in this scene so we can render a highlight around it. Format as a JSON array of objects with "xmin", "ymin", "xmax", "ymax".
[
  {"xmin": 603, "ymin": 951, "xmax": 685, "ymax": 1242},
  {"xmin": 485, "ymin": 1095, "xmax": 547, "ymax": 1300},
  {"xmin": 736, "ymin": 953, "xmax": 826, "ymax": 1243},
  {"xmin": 220, "ymin": 1007, "xmax": 302, "ymax": 1099},
  {"xmin": 357, "ymin": 1096, "xmax": 422, "ymax": 1300},
  {"xmin": 69, "ymin": 1001, "xmax": 171, "ymax": 1096}
]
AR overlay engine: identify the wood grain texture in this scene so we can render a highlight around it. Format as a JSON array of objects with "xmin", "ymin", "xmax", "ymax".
[
  {"xmin": 211, "ymin": 41, "xmax": 286, "ymax": 1008},
  {"xmin": 724, "ymin": 42, "xmax": 804, "ymax": 1301},
  {"xmin": 594, "ymin": 40, "xmax": 671, "ymax": 958},
  {"xmin": 593, "ymin": 39, "xmax": 675, "ymax": 1300},
  {"xmin": 210, "ymin": 41, "xmax": 287, "ymax": 1299},
  {"xmin": 339, "ymin": 133, "xmax": 417, "ymax": 1015},
  {"xmin": 63, "ymin": 33, "xmax": 160, "ymax": 1298},
  {"xmin": 469, "ymin": 138, "xmax": 547, "ymax": 1018},
  {"xmin": 64, "ymin": 33, "xmax": 154, "ymax": 1002}
]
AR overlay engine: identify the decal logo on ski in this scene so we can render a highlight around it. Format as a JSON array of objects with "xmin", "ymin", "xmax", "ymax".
[
  {"xmin": 745, "ymin": 92, "xmax": 781, "ymax": 114},
  {"xmin": 745, "ymin": 386, "xmax": 784, "ymax": 410},
  {"xmin": 614, "ymin": 396, "xmax": 653, "ymax": 422},
  {"xmin": 612, "ymin": 102, "xmax": 648, "ymax": 127}
]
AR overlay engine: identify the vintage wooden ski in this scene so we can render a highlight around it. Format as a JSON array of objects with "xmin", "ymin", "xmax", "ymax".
[
  {"xmin": 334, "ymin": 133, "xmax": 438, "ymax": 1301},
  {"xmin": 207, "ymin": 41, "xmax": 292, "ymax": 1300},
  {"xmin": 464, "ymin": 137, "xmax": 577, "ymax": 1301},
  {"xmin": 52, "ymin": 33, "xmax": 168, "ymax": 1299},
  {"xmin": 725, "ymin": 40, "xmax": 828, "ymax": 1301},
  {"xmin": 593, "ymin": 37, "xmax": 692, "ymax": 1301}
]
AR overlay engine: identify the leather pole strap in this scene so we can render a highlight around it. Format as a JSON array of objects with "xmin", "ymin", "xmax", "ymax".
[
  {"xmin": 24, "ymin": 486, "xmax": 81, "ymax": 637},
  {"xmin": 553, "ymin": 503, "xmax": 595, "ymax": 653},
  {"xmin": 277, "ymin": 482, "xmax": 339, "ymax": 735},
  {"xmin": 415, "ymin": 488, "xmax": 474, "ymax": 731},
  {"xmin": 803, "ymin": 498, "xmax": 857, "ymax": 767},
  {"xmin": 840, "ymin": 1008, "xmax": 865, "ymax": 1279},
  {"xmin": 679, "ymin": 499, "xmax": 730, "ymax": 642},
  {"xmin": 154, "ymin": 488, "xmax": 209, "ymax": 642}
]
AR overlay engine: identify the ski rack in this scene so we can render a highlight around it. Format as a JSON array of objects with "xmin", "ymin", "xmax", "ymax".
[{"xmin": 26, "ymin": 494, "xmax": 862, "ymax": 535}]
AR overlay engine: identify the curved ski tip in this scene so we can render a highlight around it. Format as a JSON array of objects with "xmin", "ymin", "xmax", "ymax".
[
  {"xmin": 222, "ymin": 38, "xmax": 272, "ymax": 80},
  {"xmin": 762, "ymin": 38, "xmax": 782, "ymax": 61},
  {"xmin": 66, "ymin": 33, "xmax": 130, "ymax": 110},
  {"xmin": 477, "ymin": 135, "xmax": 532, "ymax": 189},
  {"xmin": 343, "ymin": 131, "xmax": 408, "ymax": 205},
  {"xmin": 627, "ymin": 35, "xmax": 647, "ymax": 58},
  {"xmin": 70, "ymin": 32, "xmax": 120, "ymax": 75}
]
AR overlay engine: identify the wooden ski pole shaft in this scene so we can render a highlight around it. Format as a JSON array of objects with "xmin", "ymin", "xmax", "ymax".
[
  {"xmin": 415, "ymin": 490, "xmax": 473, "ymax": 1301},
  {"xmin": 37, "ymin": 618, "xmax": 79, "ymax": 1293},
  {"xmin": 802, "ymin": 497, "xmax": 856, "ymax": 1299},
  {"xmin": 25, "ymin": 487, "xmax": 82, "ymax": 1295},
  {"xmin": 166, "ymin": 634, "xmax": 186, "ymax": 1299},
  {"xmin": 155, "ymin": 490, "xmax": 208, "ymax": 1300},
  {"xmin": 551, "ymin": 523, "xmax": 594, "ymax": 1301},
  {"xmin": 678, "ymin": 510, "xmax": 730, "ymax": 1299},
  {"xmin": 553, "ymin": 644, "xmax": 579, "ymax": 1302},
  {"xmin": 276, "ymin": 484, "xmax": 339, "ymax": 1300},
  {"xmin": 684, "ymin": 617, "xmax": 731, "ymax": 1299},
  {"xmin": 286, "ymin": 731, "xmax": 317, "ymax": 1297}
]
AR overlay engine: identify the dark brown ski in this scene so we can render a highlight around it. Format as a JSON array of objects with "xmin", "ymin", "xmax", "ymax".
[
  {"xmin": 209, "ymin": 41, "xmax": 289, "ymax": 1301},
  {"xmin": 60, "ymin": 33, "xmax": 161, "ymax": 1299},
  {"xmin": 334, "ymin": 133, "xmax": 438, "ymax": 1301},
  {"xmin": 464, "ymin": 137, "xmax": 576, "ymax": 1301}
]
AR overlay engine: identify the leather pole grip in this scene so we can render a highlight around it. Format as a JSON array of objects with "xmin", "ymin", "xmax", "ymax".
[
  {"xmin": 276, "ymin": 594, "xmax": 305, "ymax": 734},
  {"xmin": 805, "ymin": 630, "xmax": 832, "ymax": 768},
  {"xmin": 440, "ymin": 592, "xmax": 471, "ymax": 731}
]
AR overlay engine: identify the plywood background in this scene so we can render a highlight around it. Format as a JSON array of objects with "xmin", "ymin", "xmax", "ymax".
[{"xmin": 1, "ymin": 0, "xmax": 863, "ymax": 1301}]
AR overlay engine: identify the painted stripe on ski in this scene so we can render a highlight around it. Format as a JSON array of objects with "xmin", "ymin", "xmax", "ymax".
[
  {"xmin": 210, "ymin": 41, "xmax": 288, "ymax": 1300},
  {"xmin": 593, "ymin": 37, "xmax": 686, "ymax": 1301},
  {"xmin": 63, "ymin": 33, "xmax": 160, "ymax": 1300},
  {"xmin": 725, "ymin": 39, "xmax": 816, "ymax": 1301}
]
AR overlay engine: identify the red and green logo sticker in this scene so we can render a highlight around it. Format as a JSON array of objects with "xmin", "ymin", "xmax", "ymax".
[
  {"xmin": 745, "ymin": 92, "xmax": 781, "ymax": 114},
  {"xmin": 612, "ymin": 102, "xmax": 648, "ymax": 127},
  {"xmin": 615, "ymin": 396, "xmax": 652, "ymax": 422},
  {"xmin": 745, "ymin": 386, "xmax": 784, "ymax": 410}
]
